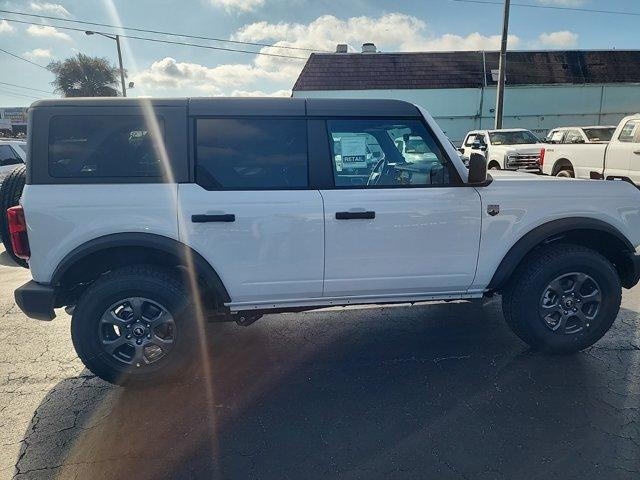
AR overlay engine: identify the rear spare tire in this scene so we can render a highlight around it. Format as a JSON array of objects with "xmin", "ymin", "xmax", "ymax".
[
  {"xmin": 0, "ymin": 165, "xmax": 27, "ymax": 267},
  {"xmin": 502, "ymin": 244, "xmax": 621, "ymax": 354}
]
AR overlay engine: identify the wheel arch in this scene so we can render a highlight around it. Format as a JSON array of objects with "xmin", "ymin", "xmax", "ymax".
[
  {"xmin": 51, "ymin": 233, "xmax": 231, "ymax": 306},
  {"xmin": 487, "ymin": 217, "xmax": 636, "ymax": 291},
  {"xmin": 552, "ymin": 158, "xmax": 573, "ymax": 175}
]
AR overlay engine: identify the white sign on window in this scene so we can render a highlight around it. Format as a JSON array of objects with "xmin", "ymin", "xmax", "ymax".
[{"xmin": 340, "ymin": 137, "xmax": 368, "ymax": 169}]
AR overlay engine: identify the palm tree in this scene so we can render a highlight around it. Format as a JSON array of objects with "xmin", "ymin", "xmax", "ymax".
[{"xmin": 48, "ymin": 53, "xmax": 124, "ymax": 97}]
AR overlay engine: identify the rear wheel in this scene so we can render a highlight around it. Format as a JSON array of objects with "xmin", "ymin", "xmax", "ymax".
[
  {"xmin": 71, "ymin": 265, "xmax": 198, "ymax": 386},
  {"xmin": 488, "ymin": 162, "xmax": 501, "ymax": 170},
  {"xmin": 0, "ymin": 165, "xmax": 27, "ymax": 267},
  {"xmin": 555, "ymin": 167, "xmax": 574, "ymax": 178},
  {"xmin": 502, "ymin": 244, "xmax": 621, "ymax": 353}
]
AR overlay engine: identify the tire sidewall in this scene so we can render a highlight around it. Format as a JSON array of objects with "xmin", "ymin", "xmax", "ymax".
[
  {"xmin": 72, "ymin": 271, "xmax": 197, "ymax": 385},
  {"xmin": 509, "ymin": 249, "xmax": 620, "ymax": 352}
]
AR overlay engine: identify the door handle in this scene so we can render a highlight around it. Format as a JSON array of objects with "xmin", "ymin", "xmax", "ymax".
[
  {"xmin": 191, "ymin": 214, "xmax": 235, "ymax": 223},
  {"xmin": 335, "ymin": 211, "xmax": 375, "ymax": 220},
  {"xmin": 633, "ymin": 150, "xmax": 640, "ymax": 155}
]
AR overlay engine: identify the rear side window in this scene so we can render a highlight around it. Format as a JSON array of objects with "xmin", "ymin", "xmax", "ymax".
[
  {"xmin": 48, "ymin": 116, "xmax": 165, "ymax": 178},
  {"xmin": 195, "ymin": 118, "xmax": 308, "ymax": 190}
]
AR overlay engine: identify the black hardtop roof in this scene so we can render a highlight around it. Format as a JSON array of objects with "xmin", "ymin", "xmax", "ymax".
[{"xmin": 30, "ymin": 97, "xmax": 420, "ymax": 117}]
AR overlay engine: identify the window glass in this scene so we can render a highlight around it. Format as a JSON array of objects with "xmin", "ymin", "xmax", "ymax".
[
  {"xmin": 618, "ymin": 120, "xmax": 640, "ymax": 143},
  {"xmin": 488, "ymin": 130, "xmax": 539, "ymax": 145},
  {"xmin": 196, "ymin": 118, "xmax": 308, "ymax": 190},
  {"xmin": 49, "ymin": 116, "xmax": 165, "ymax": 178},
  {"xmin": 563, "ymin": 130, "xmax": 583, "ymax": 144},
  {"xmin": 327, "ymin": 119, "xmax": 455, "ymax": 187},
  {"xmin": 583, "ymin": 127, "xmax": 615, "ymax": 142},
  {"xmin": 0, "ymin": 145, "xmax": 21, "ymax": 166},
  {"xmin": 464, "ymin": 134, "xmax": 478, "ymax": 147},
  {"xmin": 548, "ymin": 130, "xmax": 564, "ymax": 143}
]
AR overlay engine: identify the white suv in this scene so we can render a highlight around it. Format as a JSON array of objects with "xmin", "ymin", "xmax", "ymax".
[{"xmin": 11, "ymin": 98, "xmax": 640, "ymax": 386}]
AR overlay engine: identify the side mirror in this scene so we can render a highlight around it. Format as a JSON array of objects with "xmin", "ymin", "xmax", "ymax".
[
  {"xmin": 457, "ymin": 147, "xmax": 465, "ymax": 154},
  {"xmin": 468, "ymin": 152, "xmax": 487, "ymax": 184}
]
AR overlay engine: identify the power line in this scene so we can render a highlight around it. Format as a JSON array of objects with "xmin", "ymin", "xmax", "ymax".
[
  {"xmin": 0, "ymin": 88, "xmax": 43, "ymax": 100},
  {"xmin": 0, "ymin": 17, "xmax": 309, "ymax": 60},
  {"xmin": 0, "ymin": 47, "xmax": 49, "ymax": 70},
  {"xmin": 0, "ymin": 80, "xmax": 53, "ymax": 94},
  {"xmin": 0, "ymin": 8, "xmax": 330, "ymax": 53},
  {"xmin": 449, "ymin": 0, "xmax": 640, "ymax": 16}
]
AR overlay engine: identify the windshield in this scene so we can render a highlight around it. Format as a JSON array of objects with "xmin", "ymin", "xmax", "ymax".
[
  {"xmin": 488, "ymin": 131, "xmax": 540, "ymax": 145},
  {"xmin": 583, "ymin": 127, "xmax": 616, "ymax": 142}
]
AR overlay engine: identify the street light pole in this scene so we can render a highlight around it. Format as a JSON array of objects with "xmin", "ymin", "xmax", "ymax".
[
  {"xmin": 494, "ymin": 0, "xmax": 510, "ymax": 129},
  {"xmin": 85, "ymin": 31, "xmax": 127, "ymax": 97},
  {"xmin": 114, "ymin": 35, "xmax": 127, "ymax": 97}
]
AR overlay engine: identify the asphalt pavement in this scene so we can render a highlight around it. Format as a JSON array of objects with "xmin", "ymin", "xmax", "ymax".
[{"xmin": 0, "ymin": 245, "xmax": 639, "ymax": 479}]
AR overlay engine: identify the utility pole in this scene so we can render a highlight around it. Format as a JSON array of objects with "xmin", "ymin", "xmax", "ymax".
[
  {"xmin": 85, "ymin": 31, "xmax": 127, "ymax": 97},
  {"xmin": 494, "ymin": 0, "xmax": 510, "ymax": 129}
]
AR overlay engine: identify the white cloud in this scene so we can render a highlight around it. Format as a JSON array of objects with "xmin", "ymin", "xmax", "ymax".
[
  {"xmin": 0, "ymin": 19, "xmax": 14, "ymax": 33},
  {"xmin": 537, "ymin": 0, "xmax": 585, "ymax": 6},
  {"xmin": 538, "ymin": 30, "xmax": 578, "ymax": 48},
  {"xmin": 24, "ymin": 48, "xmax": 53, "ymax": 59},
  {"xmin": 26, "ymin": 24, "xmax": 72, "ymax": 42},
  {"xmin": 29, "ymin": 2, "xmax": 71, "ymax": 16},
  {"xmin": 230, "ymin": 89, "xmax": 291, "ymax": 97},
  {"xmin": 206, "ymin": 0, "xmax": 265, "ymax": 13}
]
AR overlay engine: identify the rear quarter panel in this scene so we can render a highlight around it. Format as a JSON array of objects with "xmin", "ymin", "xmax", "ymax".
[
  {"xmin": 471, "ymin": 174, "xmax": 640, "ymax": 291},
  {"xmin": 23, "ymin": 184, "xmax": 179, "ymax": 283},
  {"xmin": 542, "ymin": 143, "xmax": 607, "ymax": 178}
]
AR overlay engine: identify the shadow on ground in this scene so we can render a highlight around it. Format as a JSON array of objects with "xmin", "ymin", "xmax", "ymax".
[
  {"xmin": 0, "ymin": 250, "xmax": 19, "ymax": 267},
  {"xmin": 13, "ymin": 300, "xmax": 640, "ymax": 479}
]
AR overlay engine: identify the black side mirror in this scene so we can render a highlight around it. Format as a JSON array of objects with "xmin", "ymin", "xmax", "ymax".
[{"xmin": 468, "ymin": 152, "xmax": 487, "ymax": 184}]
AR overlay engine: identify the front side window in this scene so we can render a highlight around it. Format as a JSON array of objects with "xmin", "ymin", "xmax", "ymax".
[
  {"xmin": 547, "ymin": 130, "xmax": 565, "ymax": 143},
  {"xmin": 49, "ymin": 116, "xmax": 165, "ymax": 178},
  {"xmin": 618, "ymin": 119, "xmax": 640, "ymax": 143},
  {"xmin": 563, "ymin": 130, "xmax": 584, "ymax": 144},
  {"xmin": 327, "ymin": 118, "xmax": 456, "ymax": 187},
  {"xmin": 196, "ymin": 118, "xmax": 308, "ymax": 190},
  {"xmin": 488, "ymin": 130, "xmax": 539, "ymax": 145}
]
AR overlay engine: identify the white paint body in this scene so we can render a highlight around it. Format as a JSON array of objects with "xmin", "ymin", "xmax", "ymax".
[
  {"xmin": 541, "ymin": 115, "xmax": 640, "ymax": 182},
  {"xmin": 23, "ymin": 108, "xmax": 640, "ymax": 312},
  {"xmin": 461, "ymin": 129, "xmax": 541, "ymax": 171}
]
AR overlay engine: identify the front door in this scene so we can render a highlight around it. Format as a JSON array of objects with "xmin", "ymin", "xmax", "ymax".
[
  {"xmin": 607, "ymin": 118, "xmax": 640, "ymax": 184},
  {"xmin": 321, "ymin": 117, "xmax": 482, "ymax": 298}
]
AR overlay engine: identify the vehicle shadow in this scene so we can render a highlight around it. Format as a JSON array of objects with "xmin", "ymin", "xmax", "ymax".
[
  {"xmin": 0, "ymin": 250, "xmax": 19, "ymax": 267},
  {"xmin": 14, "ymin": 301, "xmax": 640, "ymax": 479}
]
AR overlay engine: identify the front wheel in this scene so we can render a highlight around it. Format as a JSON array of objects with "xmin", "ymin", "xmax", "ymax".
[
  {"xmin": 71, "ymin": 265, "xmax": 198, "ymax": 386},
  {"xmin": 502, "ymin": 244, "xmax": 621, "ymax": 354},
  {"xmin": 556, "ymin": 168, "xmax": 574, "ymax": 178}
]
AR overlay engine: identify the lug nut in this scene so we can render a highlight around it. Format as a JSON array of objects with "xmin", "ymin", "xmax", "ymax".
[
  {"xmin": 126, "ymin": 334, "xmax": 131, "ymax": 339},
  {"xmin": 136, "ymin": 339, "xmax": 142, "ymax": 345}
]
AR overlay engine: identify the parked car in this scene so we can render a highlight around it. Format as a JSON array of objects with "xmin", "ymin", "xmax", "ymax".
[
  {"xmin": 12, "ymin": 97, "xmax": 640, "ymax": 386},
  {"xmin": 541, "ymin": 114, "xmax": 640, "ymax": 180},
  {"xmin": 0, "ymin": 138, "xmax": 25, "ymax": 182},
  {"xmin": 461, "ymin": 128, "xmax": 542, "ymax": 172},
  {"xmin": 545, "ymin": 126, "xmax": 616, "ymax": 146}
]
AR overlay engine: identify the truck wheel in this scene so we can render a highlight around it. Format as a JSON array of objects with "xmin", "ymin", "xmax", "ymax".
[
  {"xmin": 488, "ymin": 162, "xmax": 501, "ymax": 170},
  {"xmin": 0, "ymin": 165, "xmax": 27, "ymax": 267},
  {"xmin": 71, "ymin": 265, "xmax": 198, "ymax": 386},
  {"xmin": 502, "ymin": 244, "xmax": 621, "ymax": 354},
  {"xmin": 556, "ymin": 168, "xmax": 574, "ymax": 178}
]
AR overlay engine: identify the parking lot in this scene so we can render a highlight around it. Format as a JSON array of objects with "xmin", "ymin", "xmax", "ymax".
[{"xmin": 0, "ymin": 243, "xmax": 639, "ymax": 480}]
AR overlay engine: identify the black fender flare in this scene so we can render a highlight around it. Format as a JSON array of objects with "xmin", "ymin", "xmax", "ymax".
[
  {"xmin": 50, "ymin": 232, "xmax": 231, "ymax": 303},
  {"xmin": 487, "ymin": 217, "xmax": 634, "ymax": 290}
]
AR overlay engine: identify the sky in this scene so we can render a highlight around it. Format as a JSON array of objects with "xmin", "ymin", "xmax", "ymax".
[{"xmin": 0, "ymin": 0, "xmax": 639, "ymax": 106}]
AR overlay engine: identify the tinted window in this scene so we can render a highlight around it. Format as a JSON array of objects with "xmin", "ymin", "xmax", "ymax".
[
  {"xmin": 488, "ymin": 130, "xmax": 539, "ymax": 145},
  {"xmin": 0, "ymin": 145, "xmax": 22, "ymax": 166},
  {"xmin": 327, "ymin": 118, "xmax": 456, "ymax": 187},
  {"xmin": 196, "ymin": 118, "xmax": 308, "ymax": 189},
  {"xmin": 49, "ymin": 116, "xmax": 165, "ymax": 178},
  {"xmin": 583, "ymin": 127, "xmax": 615, "ymax": 142},
  {"xmin": 618, "ymin": 120, "xmax": 640, "ymax": 143}
]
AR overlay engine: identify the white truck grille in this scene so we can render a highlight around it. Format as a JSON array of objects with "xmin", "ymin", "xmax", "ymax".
[{"xmin": 506, "ymin": 154, "xmax": 540, "ymax": 170}]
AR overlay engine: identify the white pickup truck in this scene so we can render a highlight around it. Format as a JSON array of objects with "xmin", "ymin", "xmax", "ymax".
[
  {"xmin": 541, "ymin": 115, "xmax": 640, "ymax": 182},
  {"xmin": 461, "ymin": 129, "xmax": 542, "ymax": 172}
]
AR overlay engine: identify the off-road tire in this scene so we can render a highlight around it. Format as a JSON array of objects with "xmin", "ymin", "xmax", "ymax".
[
  {"xmin": 502, "ymin": 244, "xmax": 621, "ymax": 354},
  {"xmin": 0, "ymin": 165, "xmax": 27, "ymax": 267},
  {"xmin": 71, "ymin": 265, "xmax": 199, "ymax": 386}
]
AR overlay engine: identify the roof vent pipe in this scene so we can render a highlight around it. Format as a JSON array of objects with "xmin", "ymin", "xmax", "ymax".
[
  {"xmin": 362, "ymin": 42, "xmax": 377, "ymax": 53},
  {"xmin": 335, "ymin": 44, "xmax": 348, "ymax": 53}
]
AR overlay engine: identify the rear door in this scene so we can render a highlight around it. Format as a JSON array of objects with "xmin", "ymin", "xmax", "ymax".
[
  {"xmin": 179, "ymin": 116, "xmax": 325, "ymax": 307},
  {"xmin": 319, "ymin": 117, "xmax": 482, "ymax": 298}
]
